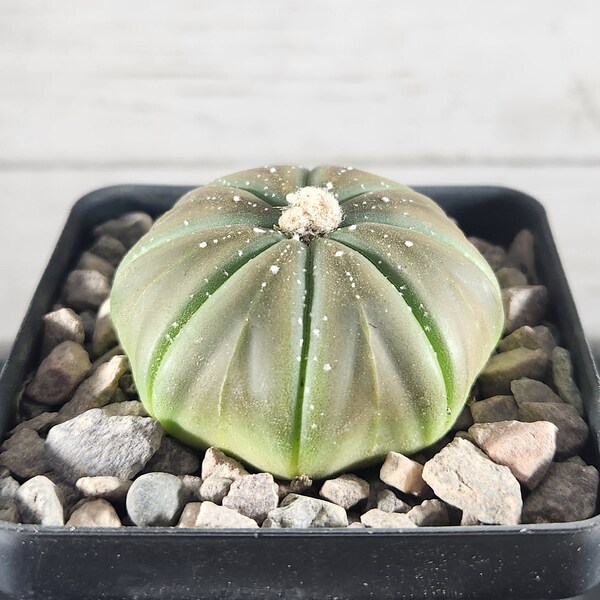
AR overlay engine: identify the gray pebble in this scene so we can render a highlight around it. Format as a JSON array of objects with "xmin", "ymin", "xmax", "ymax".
[
  {"xmin": 552, "ymin": 347, "xmax": 584, "ymax": 416},
  {"xmin": 126, "ymin": 472, "xmax": 186, "ymax": 526},
  {"xmin": 9, "ymin": 411, "xmax": 58, "ymax": 436},
  {"xmin": 102, "ymin": 400, "xmax": 148, "ymax": 417},
  {"xmin": 469, "ymin": 420, "xmax": 557, "ymax": 489},
  {"xmin": 200, "ymin": 476, "xmax": 232, "ymax": 504},
  {"xmin": 57, "ymin": 355, "xmax": 128, "ymax": 423},
  {"xmin": 177, "ymin": 502, "xmax": 202, "ymax": 527},
  {"xmin": 522, "ymin": 462, "xmax": 599, "ymax": 523},
  {"xmin": 201, "ymin": 447, "xmax": 249, "ymax": 481},
  {"xmin": 510, "ymin": 377, "xmax": 562, "ymax": 405},
  {"xmin": 45, "ymin": 409, "xmax": 163, "ymax": 483},
  {"xmin": 495, "ymin": 267, "xmax": 528, "ymax": 289},
  {"xmin": 180, "ymin": 475, "xmax": 203, "ymax": 502},
  {"xmin": 92, "ymin": 299, "xmax": 118, "ymax": 357},
  {"xmin": 195, "ymin": 501, "xmax": 258, "ymax": 529},
  {"xmin": 42, "ymin": 308, "xmax": 85, "ymax": 356},
  {"xmin": 277, "ymin": 474, "xmax": 313, "ymax": 499},
  {"xmin": 376, "ymin": 489, "xmax": 411, "ymax": 514},
  {"xmin": 319, "ymin": 474, "xmax": 370, "ymax": 510},
  {"xmin": 63, "ymin": 269, "xmax": 111, "ymax": 311},
  {"xmin": 94, "ymin": 212, "xmax": 153, "ymax": 248},
  {"xmin": 380, "ymin": 451, "xmax": 431, "ymax": 498},
  {"xmin": 75, "ymin": 476, "xmax": 132, "ymax": 502},
  {"xmin": 502, "ymin": 285, "xmax": 548, "ymax": 334},
  {"xmin": 0, "ymin": 474, "xmax": 20, "ymax": 510},
  {"xmin": 119, "ymin": 373, "xmax": 138, "ymax": 397},
  {"xmin": 422, "ymin": 438, "xmax": 522, "ymax": 525},
  {"xmin": 143, "ymin": 436, "xmax": 200, "ymax": 476},
  {"xmin": 67, "ymin": 498, "xmax": 122, "ymax": 527},
  {"xmin": 478, "ymin": 348, "xmax": 548, "ymax": 396},
  {"xmin": 497, "ymin": 325, "xmax": 557, "ymax": 356},
  {"xmin": 223, "ymin": 473, "xmax": 279, "ymax": 524},
  {"xmin": 470, "ymin": 395, "xmax": 519, "ymax": 423},
  {"xmin": 77, "ymin": 251, "xmax": 115, "ymax": 279},
  {"xmin": 468, "ymin": 237, "xmax": 508, "ymax": 271},
  {"xmin": 360, "ymin": 509, "xmax": 417, "ymax": 528},
  {"xmin": 0, "ymin": 506, "xmax": 20, "ymax": 523},
  {"xmin": 263, "ymin": 494, "xmax": 348, "ymax": 528},
  {"xmin": 407, "ymin": 499, "xmax": 450, "ymax": 527},
  {"xmin": 533, "ymin": 325, "xmax": 559, "ymax": 356},
  {"xmin": 0, "ymin": 428, "xmax": 50, "ymax": 479},
  {"xmin": 45, "ymin": 473, "xmax": 82, "ymax": 513},
  {"xmin": 518, "ymin": 402, "xmax": 588, "ymax": 459},
  {"xmin": 507, "ymin": 229, "xmax": 537, "ymax": 283},
  {"xmin": 15, "ymin": 475, "xmax": 64, "ymax": 525},
  {"xmin": 26, "ymin": 341, "xmax": 91, "ymax": 406},
  {"xmin": 89, "ymin": 235, "xmax": 127, "ymax": 267}
]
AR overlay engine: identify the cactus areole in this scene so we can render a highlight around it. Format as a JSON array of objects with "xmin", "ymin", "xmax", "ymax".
[{"xmin": 111, "ymin": 166, "xmax": 504, "ymax": 479}]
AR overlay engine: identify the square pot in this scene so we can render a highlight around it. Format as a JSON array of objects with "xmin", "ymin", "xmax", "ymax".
[{"xmin": 0, "ymin": 184, "xmax": 599, "ymax": 600}]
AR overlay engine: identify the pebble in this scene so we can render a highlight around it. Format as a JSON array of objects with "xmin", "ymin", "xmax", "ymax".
[
  {"xmin": 92, "ymin": 299, "xmax": 118, "ymax": 357},
  {"xmin": 180, "ymin": 475, "xmax": 203, "ymax": 502},
  {"xmin": 77, "ymin": 251, "xmax": 115, "ymax": 279},
  {"xmin": 376, "ymin": 489, "xmax": 411, "ymax": 513},
  {"xmin": 495, "ymin": 267, "xmax": 527, "ymax": 289},
  {"xmin": 222, "ymin": 473, "xmax": 279, "ymax": 524},
  {"xmin": 42, "ymin": 308, "xmax": 85, "ymax": 356},
  {"xmin": 201, "ymin": 447, "xmax": 249, "ymax": 481},
  {"xmin": 380, "ymin": 451, "xmax": 431, "ymax": 498},
  {"xmin": 63, "ymin": 269, "xmax": 111, "ymax": 311},
  {"xmin": 15, "ymin": 475, "xmax": 64, "ymax": 525},
  {"xmin": 9, "ymin": 411, "xmax": 58, "ymax": 436},
  {"xmin": 0, "ymin": 506, "xmax": 20, "ymax": 523},
  {"xmin": 422, "ymin": 438, "xmax": 522, "ymax": 525},
  {"xmin": 119, "ymin": 373, "xmax": 138, "ymax": 397},
  {"xmin": 507, "ymin": 229, "xmax": 537, "ymax": 283},
  {"xmin": 497, "ymin": 325, "xmax": 557, "ymax": 356},
  {"xmin": 67, "ymin": 498, "xmax": 122, "ymax": 527},
  {"xmin": 360, "ymin": 509, "xmax": 417, "ymax": 528},
  {"xmin": 263, "ymin": 494, "xmax": 348, "ymax": 528},
  {"xmin": 79, "ymin": 310, "xmax": 97, "ymax": 341},
  {"xmin": 468, "ymin": 237, "xmax": 507, "ymax": 271},
  {"xmin": 469, "ymin": 420, "xmax": 558, "ymax": 489},
  {"xmin": 126, "ymin": 472, "xmax": 186, "ymax": 527},
  {"xmin": 102, "ymin": 400, "xmax": 148, "ymax": 417},
  {"xmin": 177, "ymin": 502, "xmax": 202, "ymax": 527},
  {"xmin": 26, "ymin": 341, "xmax": 91, "ymax": 406},
  {"xmin": 510, "ymin": 377, "xmax": 563, "ymax": 405},
  {"xmin": 407, "ymin": 499, "xmax": 450, "ymax": 527},
  {"xmin": 470, "ymin": 395, "xmax": 519, "ymax": 423},
  {"xmin": 93, "ymin": 212, "xmax": 153, "ymax": 248},
  {"xmin": 552, "ymin": 347, "xmax": 585, "ymax": 416},
  {"xmin": 319, "ymin": 474, "xmax": 370, "ymax": 509},
  {"xmin": 57, "ymin": 355, "xmax": 128, "ymax": 422},
  {"xmin": 0, "ymin": 428, "xmax": 50, "ymax": 479},
  {"xmin": 142, "ymin": 436, "xmax": 200, "ymax": 475},
  {"xmin": 0, "ymin": 474, "xmax": 20, "ymax": 510},
  {"xmin": 522, "ymin": 462, "xmax": 599, "ymax": 523},
  {"xmin": 518, "ymin": 402, "xmax": 588, "ymax": 458},
  {"xmin": 89, "ymin": 235, "xmax": 128, "ymax": 267},
  {"xmin": 195, "ymin": 501, "xmax": 258, "ymax": 529},
  {"xmin": 45, "ymin": 409, "xmax": 163, "ymax": 483},
  {"xmin": 200, "ymin": 476, "xmax": 232, "ymax": 504},
  {"xmin": 478, "ymin": 348, "xmax": 548, "ymax": 396},
  {"xmin": 450, "ymin": 405, "xmax": 474, "ymax": 431},
  {"xmin": 502, "ymin": 285, "xmax": 548, "ymax": 334},
  {"xmin": 277, "ymin": 474, "xmax": 313, "ymax": 499},
  {"xmin": 75, "ymin": 476, "xmax": 132, "ymax": 502}
]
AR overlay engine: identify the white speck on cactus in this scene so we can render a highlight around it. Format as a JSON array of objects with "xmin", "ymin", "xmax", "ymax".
[
  {"xmin": 334, "ymin": 250, "xmax": 344, "ymax": 257},
  {"xmin": 405, "ymin": 240, "xmax": 414, "ymax": 247},
  {"xmin": 382, "ymin": 196, "xmax": 390, "ymax": 203},
  {"xmin": 323, "ymin": 363, "xmax": 332, "ymax": 372},
  {"xmin": 199, "ymin": 241, "xmax": 207, "ymax": 248},
  {"xmin": 270, "ymin": 265, "xmax": 280, "ymax": 274},
  {"xmin": 348, "ymin": 224, "xmax": 357, "ymax": 231}
]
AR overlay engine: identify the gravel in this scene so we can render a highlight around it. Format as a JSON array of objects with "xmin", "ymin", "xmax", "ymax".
[
  {"xmin": 126, "ymin": 472, "xmax": 186, "ymax": 527},
  {"xmin": 67, "ymin": 498, "xmax": 122, "ymax": 527},
  {"xmin": 552, "ymin": 346, "xmax": 585, "ymax": 416},
  {"xmin": 195, "ymin": 501, "xmax": 259, "ymax": 528},
  {"xmin": 510, "ymin": 377, "xmax": 563, "ymax": 405},
  {"xmin": 263, "ymin": 494, "xmax": 348, "ymax": 528},
  {"xmin": 15, "ymin": 475, "xmax": 65, "ymax": 525},
  {"xmin": 142, "ymin": 436, "xmax": 200, "ymax": 476},
  {"xmin": 319, "ymin": 474, "xmax": 370, "ymax": 509},
  {"xmin": 201, "ymin": 447, "xmax": 249, "ymax": 480},
  {"xmin": 75, "ymin": 476, "xmax": 132, "ymax": 502},
  {"xmin": 380, "ymin": 451, "xmax": 431, "ymax": 498},
  {"xmin": 501, "ymin": 285, "xmax": 548, "ymax": 334},
  {"xmin": 470, "ymin": 395, "xmax": 519, "ymax": 423},
  {"xmin": 222, "ymin": 473, "xmax": 280, "ymax": 524},
  {"xmin": 200, "ymin": 475, "xmax": 232, "ymax": 504},
  {"xmin": 63, "ymin": 269, "xmax": 111, "ymax": 311},
  {"xmin": 42, "ymin": 308, "xmax": 85, "ymax": 356}
]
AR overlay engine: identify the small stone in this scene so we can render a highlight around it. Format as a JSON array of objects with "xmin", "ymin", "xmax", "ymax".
[
  {"xmin": 102, "ymin": 401, "xmax": 148, "ymax": 417},
  {"xmin": 380, "ymin": 451, "xmax": 431, "ymax": 498},
  {"xmin": 422, "ymin": 438, "xmax": 522, "ymax": 525},
  {"xmin": 45, "ymin": 473, "xmax": 82, "ymax": 512},
  {"xmin": 66, "ymin": 498, "xmax": 122, "ymax": 527},
  {"xmin": 195, "ymin": 501, "xmax": 258, "ymax": 529},
  {"xmin": 518, "ymin": 402, "xmax": 588, "ymax": 459},
  {"xmin": 45, "ymin": 409, "xmax": 163, "ymax": 483},
  {"xmin": 533, "ymin": 325, "xmax": 559, "ymax": 356},
  {"xmin": 126, "ymin": 472, "xmax": 186, "ymax": 526},
  {"xmin": 79, "ymin": 310, "xmax": 97, "ymax": 341},
  {"xmin": 41, "ymin": 308, "xmax": 85, "ymax": 356},
  {"xmin": 407, "ymin": 499, "xmax": 450, "ymax": 526},
  {"xmin": 319, "ymin": 474, "xmax": 370, "ymax": 509},
  {"xmin": 200, "ymin": 476, "xmax": 232, "ymax": 504},
  {"xmin": 94, "ymin": 212, "xmax": 153, "ymax": 248},
  {"xmin": 9, "ymin": 411, "xmax": 58, "ymax": 436},
  {"xmin": 469, "ymin": 420, "xmax": 557, "ymax": 489},
  {"xmin": 563, "ymin": 456, "xmax": 587, "ymax": 467},
  {"xmin": 57, "ymin": 355, "xmax": 128, "ymax": 422},
  {"xmin": 201, "ymin": 447, "xmax": 249, "ymax": 481},
  {"xmin": 460, "ymin": 513, "xmax": 483, "ymax": 526},
  {"xmin": 450, "ymin": 405, "xmax": 474, "ymax": 431},
  {"xmin": 507, "ymin": 229, "xmax": 537, "ymax": 283},
  {"xmin": 468, "ymin": 237, "xmax": 507, "ymax": 271},
  {"xmin": 478, "ymin": 348, "xmax": 548, "ymax": 396},
  {"xmin": 552, "ymin": 347, "xmax": 584, "ymax": 416},
  {"xmin": 111, "ymin": 388, "xmax": 129, "ymax": 405},
  {"xmin": 119, "ymin": 373, "xmax": 138, "ymax": 397},
  {"xmin": 376, "ymin": 489, "xmax": 411, "ymax": 514},
  {"xmin": 0, "ymin": 429, "xmax": 50, "ymax": 479},
  {"xmin": 75, "ymin": 476, "xmax": 132, "ymax": 502},
  {"xmin": 498, "ymin": 325, "xmax": 557, "ymax": 357},
  {"xmin": 470, "ymin": 395, "xmax": 519, "ymax": 423},
  {"xmin": 0, "ymin": 506, "xmax": 20, "ymax": 523},
  {"xmin": 0, "ymin": 474, "xmax": 20, "ymax": 510},
  {"xmin": 278, "ymin": 474, "xmax": 313, "ymax": 498},
  {"xmin": 360, "ymin": 509, "xmax": 417, "ymax": 528},
  {"xmin": 15, "ymin": 475, "xmax": 64, "ymax": 525},
  {"xmin": 510, "ymin": 377, "xmax": 562, "ymax": 405},
  {"xmin": 26, "ymin": 341, "xmax": 91, "ymax": 406},
  {"xmin": 89, "ymin": 235, "xmax": 127, "ymax": 267},
  {"xmin": 77, "ymin": 252, "xmax": 115, "ymax": 279},
  {"xmin": 495, "ymin": 267, "xmax": 528, "ymax": 288},
  {"xmin": 347, "ymin": 522, "xmax": 366, "ymax": 528},
  {"xmin": 143, "ymin": 436, "xmax": 200, "ymax": 475},
  {"xmin": 177, "ymin": 502, "xmax": 202, "ymax": 527},
  {"xmin": 502, "ymin": 285, "xmax": 548, "ymax": 334},
  {"xmin": 263, "ymin": 494, "xmax": 348, "ymax": 528},
  {"xmin": 522, "ymin": 462, "xmax": 599, "ymax": 523},
  {"xmin": 180, "ymin": 475, "xmax": 203, "ymax": 502},
  {"xmin": 223, "ymin": 473, "xmax": 279, "ymax": 524},
  {"xmin": 92, "ymin": 299, "xmax": 118, "ymax": 357},
  {"xmin": 63, "ymin": 269, "xmax": 111, "ymax": 311}
]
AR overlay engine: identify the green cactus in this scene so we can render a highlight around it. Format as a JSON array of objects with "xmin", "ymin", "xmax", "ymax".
[{"xmin": 110, "ymin": 166, "xmax": 504, "ymax": 479}]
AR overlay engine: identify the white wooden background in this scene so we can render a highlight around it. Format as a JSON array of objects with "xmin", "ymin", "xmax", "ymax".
[{"xmin": 1, "ymin": 0, "xmax": 599, "ymax": 350}]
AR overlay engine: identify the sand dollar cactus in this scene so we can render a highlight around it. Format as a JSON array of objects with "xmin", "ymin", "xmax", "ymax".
[{"xmin": 111, "ymin": 166, "xmax": 503, "ymax": 479}]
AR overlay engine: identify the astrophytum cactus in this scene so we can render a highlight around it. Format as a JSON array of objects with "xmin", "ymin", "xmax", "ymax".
[{"xmin": 110, "ymin": 166, "xmax": 504, "ymax": 479}]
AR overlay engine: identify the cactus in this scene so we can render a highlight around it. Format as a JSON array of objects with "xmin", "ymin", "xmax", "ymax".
[{"xmin": 110, "ymin": 166, "xmax": 503, "ymax": 479}]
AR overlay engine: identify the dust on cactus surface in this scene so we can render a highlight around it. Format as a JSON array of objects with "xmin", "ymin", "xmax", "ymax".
[{"xmin": 110, "ymin": 166, "xmax": 504, "ymax": 480}]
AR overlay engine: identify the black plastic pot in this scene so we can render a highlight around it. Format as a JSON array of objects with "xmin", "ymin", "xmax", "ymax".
[{"xmin": 0, "ymin": 185, "xmax": 599, "ymax": 600}]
